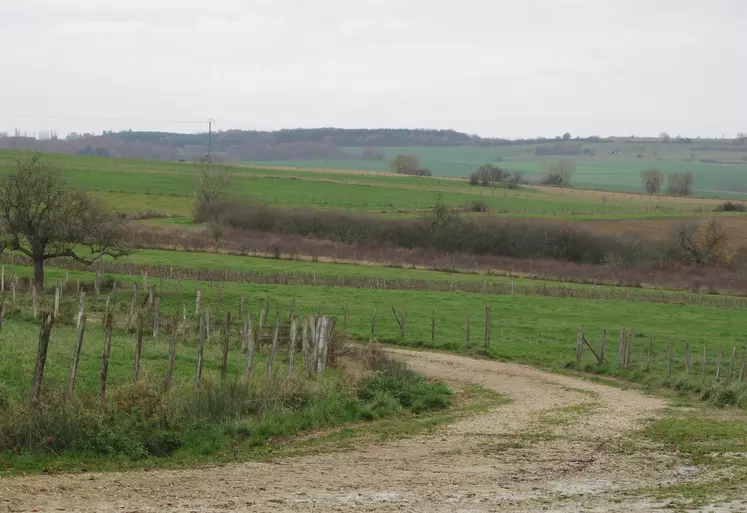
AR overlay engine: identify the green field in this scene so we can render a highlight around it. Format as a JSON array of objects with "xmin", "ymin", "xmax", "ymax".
[
  {"xmin": 242, "ymin": 142, "xmax": 747, "ymax": 197},
  {"xmin": 0, "ymin": 150, "xmax": 726, "ymax": 219}
]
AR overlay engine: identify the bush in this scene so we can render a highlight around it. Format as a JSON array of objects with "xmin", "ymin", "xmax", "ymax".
[
  {"xmin": 540, "ymin": 159, "xmax": 574, "ymax": 188},
  {"xmin": 672, "ymin": 219, "xmax": 732, "ymax": 265},
  {"xmin": 714, "ymin": 201, "xmax": 745, "ymax": 212}
]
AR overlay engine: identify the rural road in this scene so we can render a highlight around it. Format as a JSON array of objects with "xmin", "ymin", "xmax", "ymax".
[{"xmin": 0, "ymin": 349, "xmax": 715, "ymax": 512}]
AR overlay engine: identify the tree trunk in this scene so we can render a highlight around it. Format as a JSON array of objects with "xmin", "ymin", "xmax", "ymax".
[{"xmin": 33, "ymin": 258, "xmax": 44, "ymax": 292}]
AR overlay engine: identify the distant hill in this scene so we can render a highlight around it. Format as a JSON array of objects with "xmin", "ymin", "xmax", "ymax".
[{"xmin": 0, "ymin": 128, "xmax": 742, "ymax": 163}]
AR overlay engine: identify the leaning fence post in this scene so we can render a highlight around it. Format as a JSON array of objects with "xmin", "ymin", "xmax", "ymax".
[
  {"xmin": 30, "ymin": 313, "xmax": 54, "ymax": 403},
  {"xmin": 133, "ymin": 313, "xmax": 144, "ymax": 382},
  {"xmin": 288, "ymin": 313, "xmax": 298, "ymax": 377},
  {"xmin": 266, "ymin": 311, "xmax": 280, "ymax": 377},
  {"xmin": 195, "ymin": 314, "xmax": 205, "ymax": 390},
  {"xmin": 576, "ymin": 327, "xmax": 584, "ymax": 362},
  {"xmin": 99, "ymin": 313, "xmax": 113, "ymax": 401},
  {"xmin": 67, "ymin": 315, "xmax": 87, "ymax": 399}
]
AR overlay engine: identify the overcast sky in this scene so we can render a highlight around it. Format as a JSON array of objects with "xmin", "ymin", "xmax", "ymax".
[{"xmin": 1, "ymin": 0, "xmax": 745, "ymax": 138}]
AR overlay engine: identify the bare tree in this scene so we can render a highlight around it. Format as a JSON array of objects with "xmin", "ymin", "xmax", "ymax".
[
  {"xmin": 667, "ymin": 172, "xmax": 694, "ymax": 196},
  {"xmin": 195, "ymin": 161, "xmax": 232, "ymax": 206},
  {"xmin": 640, "ymin": 169, "xmax": 664, "ymax": 194},
  {"xmin": 0, "ymin": 155, "xmax": 129, "ymax": 289}
]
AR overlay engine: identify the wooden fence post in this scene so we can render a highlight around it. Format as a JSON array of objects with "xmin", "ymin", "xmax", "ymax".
[
  {"xmin": 716, "ymin": 346, "xmax": 724, "ymax": 381},
  {"xmin": 32, "ymin": 286, "xmax": 38, "ymax": 319},
  {"xmin": 576, "ymin": 328, "xmax": 584, "ymax": 362},
  {"xmin": 195, "ymin": 315, "xmax": 205, "ymax": 390},
  {"xmin": 30, "ymin": 313, "xmax": 54, "ymax": 403},
  {"xmin": 266, "ymin": 311, "xmax": 280, "ymax": 377},
  {"xmin": 302, "ymin": 317, "xmax": 311, "ymax": 378},
  {"xmin": 76, "ymin": 291, "xmax": 85, "ymax": 329},
  {"xmin": 600, "ymin": 328, "xmax": 607, "ymax": 363},
  {"xmin": 667, "ymin": 339, "xmax": 673, "ymax": 376},
  {"xmin": 54, "ymin": 286, "xmax": 61, "ymax": 316},
  {"xmin": 466, "ymin": 311, "xmax": 471, "ymax": 343},
  {"xmin": 100, "ymin": 313, "xmax": 113, "ymax": 401},
  {"xmin": 258, "ymin": 308, "xmax": 266, "ymax": 345},
  {"xmin": 618, "ymin": 328, "xmax": 625, "ymax": 367},
  {"xmin": 220, "ymin": 311, "xmax": 230, "ymax": 383},
  {"xmin": 128, "ymin": 284, "xmax": 138, "ymax": 329},
  {"xmin": 133, "ymin": 314, "xmax": 144, "ymax": 382},
  {"xmin": 148, "ymin": 286, "xmax": 154, "ymax": 309},
  {"xmin": 288, "ymin": 314, "xmax": 298, "ymax": 377},
  {"xmin": 67, "ymin": 315, "xmax": 87, "ymax": 399},
  {"xmin": 0, "ymin": 302, "xmax": 5, "ymax": 333},
  {"xmin": 727, "ymin": 346, "xmax": 737, "ymax": 385},
  {"xmin": 739, "ymin": 347, "xmax": 746, "ymax": 383},
  {"xmin": 646, "ymin": 336, "xmax": 653, "ymax": 371},
  {"xmin": 244, "ymin": 313, "xmax": 255, "ymax": 377},
  {"xmin": 195, "ymin": 288, "xmax": 201, "ymax": 316},
  {"xmin": 431, "ymin": 309, "xmax": 436, "ymax": 343},
  {"xmin": 484, "ymin": 305, "xmax": 492, "ymax": 348},
  {"xmin": 153, "ymin": 297, "xmax": 160, "ymax": 339},
  {"xmin": 11, "ymin": 283, "xmax": 16, "ymax": 305},
  {"xmin": 310, "ymin": 316, "xmax": 318, "ymax": 372},
  {"xmin": 343, "ymin": 303, "xmax": 348, "ymax": 331},
  {"xmin": 370, "ymin": 307, "xmax": 377, "ymax": 340},
  {"xmin": 702, "ymin": 343, "xmax": 708, "ymax": 379},
  {"xmin": 392, "ymin": 306, "xmax": 405, "ymax": 338}
]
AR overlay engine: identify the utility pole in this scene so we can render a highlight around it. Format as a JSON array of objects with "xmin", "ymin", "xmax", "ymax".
[{"xmin": 206, "ymin": 118, "xmax": 215, "ymax": 162}]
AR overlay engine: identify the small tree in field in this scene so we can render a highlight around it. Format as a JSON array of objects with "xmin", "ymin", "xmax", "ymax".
[
  {"xmin": 675, "ymin": 219, "xmax": 731, "ymax": 265},
  {"xmin": 640, "ymin": 169, "xmax": 664, "ymax": 194},
  {"xmin": 389, "ymin": 154, "xmax": 420, "ymax": 174},
  {"xmin": 541, "ymin": 159, "xmax": 575, "ymax": 188},
  {"xmin": 196, "ymin": 161, "xmax": 232, "ymax": 206},
  {"xmin": 0, "ymin": 155, "xmax": 129, "ymax": 289},
  {"xmin": 667, "ymin": 171, "xmax": 694, "ymax": 196}
]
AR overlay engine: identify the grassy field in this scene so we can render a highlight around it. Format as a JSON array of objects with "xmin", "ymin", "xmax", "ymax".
[
  {"xmin": 0, "ymin": 150, "xmax": 731, "ymax": 220},
  {"xmin": 242, "ymin": 141, "xmax": 747, "ymax": 197}
]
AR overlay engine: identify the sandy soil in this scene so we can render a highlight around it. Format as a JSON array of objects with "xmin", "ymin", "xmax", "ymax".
[{"xmin": 0, "ymin": 349, "xmax": 739, "ymax": 512}]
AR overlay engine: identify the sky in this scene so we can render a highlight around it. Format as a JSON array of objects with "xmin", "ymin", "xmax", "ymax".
[{"xmin": 1, "ymin": 0, "xmax": 745, "ymax": 139}]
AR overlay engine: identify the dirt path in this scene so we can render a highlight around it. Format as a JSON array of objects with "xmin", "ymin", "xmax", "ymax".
[{"xmin": 0, "ymin": 350, "xmax": 702, "ymax": 512}]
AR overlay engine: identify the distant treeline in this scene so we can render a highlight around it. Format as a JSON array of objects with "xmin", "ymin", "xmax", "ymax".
[{"xmin": 1, "ymin": 128, "xmax": 742, "ymax": 163}]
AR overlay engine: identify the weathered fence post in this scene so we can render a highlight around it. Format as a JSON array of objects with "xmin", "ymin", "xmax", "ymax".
[
  {"xmin": 205, "ymin": 309, "xmax": 211, "ymax": 343},
  {"xmin": 133, "ymin": 314, "xmax": 144, "ymax": 382},
  {"xmin": 310, "ymin": 316, "xmax": 318, "ymax": 371},
  {"xmin": 684, "ymin": 342, "xmax": 692, "ymax": 374},
  {"xmin": 153, "ymin": 297, "xmax": 160, "ymax": 339},
  {"xmin": 343, "ymin": 303, "xmax": 348, "ymax": 331},
  {"xmin": 431, "ymin": 309, "xmax": 436, "ymax": 343},
  {"xmin": 484, "ymin": 305, "xmax": 492, "ymax": 348},
  {"xmin": 258, "ymin": 308, "xmax": 266, "ymax": 345},
  {"xmin": 67, "ymin": 315, "xmax": 87, "ymax": 399},
  {"xmin": 32, "ymin": 286, "xmax": 38, "ymax": 319},
  {"xmin": 128, "ymin": 283, "xmax": 138, "ymax": 329},
  {"xmin": 266, "ymin": 311, "xmax": 281, "ymax": 377},
  {"xmin": 195, "ymin": 287, "xmax": 201, "ymax": 316},
  {"xmin": 727, "ymin": 346, "xmax": 738, "ymax": 385},
  {"xmin": 370, "ymin": 307, "xmax": 377, "ymax": 340},
  {"xmin": 465, "ymin": 311, "xmax": 471, "ymax": 343},
  {"xmin": 716, "ymin": 346, "xmax": 724, "ymax": 381},
  {"xmin": 30, "ymin": 313, "xmax": 54, "ymax": 403},
  {"xmin": 302, "ymin": 317, "xmax": 311, "ymax": 378},
  {"xmin": 739, "ymin": 347, "xmax": 746, "ymax": 383},
  {"xmin": 288, "ymin": 313, "xmax": 298, "ymax": 377},
  {"xmin": 618, "ymin": 328, "xmax": 625, "ymax": 367},
  {"xmin": 576, "ymin": 328, "xmax": 584, "ymax": 362},
  {"xmin": 148, "ymin": 286, "xmax": 154, "ymax": 309},
  {"xmin": 392, "ymin": 306, "xmax": 406, "ymax": 338},
  {"xmin": 244, "ymin": 313, "xmax": 255, "ymax": 377},
  {"xmin": 100, "ymin": 313, "xmax": 113, "ymax": 401},
  {"xmin": 11, "ymin": 283, "xmax": 16, "ymax": 305},
  {"xmin": 600, "ymin": 328, "xmax": 607, "ymax": 363},
  {"xmin": 647, "ymin": 336, "xmax": 653, "ymax": 371},
  {"xmin": 75, "ymin": 291, "xmax": 85, "ymax": 329},
  {"xmin": 220, "ymin": 311, "xmax": 230, "ymax": 383},
  {"xmin": 54, "ymin": 286, "xmax": 61, "ymax": 316},
  {"xmin": 702, "ymin": 343, "xmax": 708, "ymax": 378},
  {"xmin": 195, "ymin": 315, "xmax": 205, "ymax": 390}
]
